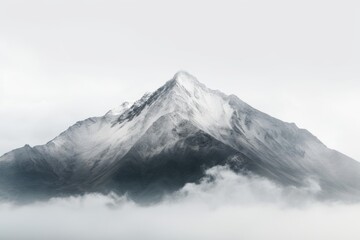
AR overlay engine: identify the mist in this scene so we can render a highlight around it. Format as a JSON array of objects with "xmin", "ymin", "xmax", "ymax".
[{"xmin": 1, "ymin": 167, "xmax": 359, "ymax": 240}]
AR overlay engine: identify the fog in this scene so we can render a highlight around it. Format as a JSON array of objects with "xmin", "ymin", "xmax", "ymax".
[{"xmin": 1, "ymin": 167, "xmax": 359, "ymax": 240}]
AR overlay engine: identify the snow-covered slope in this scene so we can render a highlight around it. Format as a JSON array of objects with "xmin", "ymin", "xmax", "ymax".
[{"xmin": 1, "ymin": 71, "xmax": 360, "ymax": 202}]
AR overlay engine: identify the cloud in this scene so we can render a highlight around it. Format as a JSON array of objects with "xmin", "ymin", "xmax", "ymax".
[
  {"xmin": 167, "ymin": 166, "xmax": 322, "ymax": 207},
  {"xmin": 0, "ymin": 166, "xmax": 359, "ymax": 240}
]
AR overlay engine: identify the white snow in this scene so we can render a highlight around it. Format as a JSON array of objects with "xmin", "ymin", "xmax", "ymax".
[{"xmin": 105, "ymin": 102, "xmax": 132, "ymax": 116}]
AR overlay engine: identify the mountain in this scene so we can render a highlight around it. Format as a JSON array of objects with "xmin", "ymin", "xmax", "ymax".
[{"xmin": 1, "ymin": 71, "xmax": 360, "ymax": 203}]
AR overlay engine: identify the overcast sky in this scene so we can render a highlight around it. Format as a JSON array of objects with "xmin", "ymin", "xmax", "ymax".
[{"xmin": 0, "ymin": 0, "xmax": 359, "ymax": 160}]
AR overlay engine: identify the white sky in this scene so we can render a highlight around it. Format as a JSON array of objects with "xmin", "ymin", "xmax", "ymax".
[{"xmin": 0, "ymin": 0, "xmax": 359, "ymax": 160}]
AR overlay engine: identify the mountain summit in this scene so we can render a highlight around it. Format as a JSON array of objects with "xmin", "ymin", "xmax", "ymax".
[
  {"xmin": 1, "ymin": 72, "xmax": 360, "ymax": 203},
  {"xmin": 173, "ymin": 70, "xmax": 200, "ymax": 85}
]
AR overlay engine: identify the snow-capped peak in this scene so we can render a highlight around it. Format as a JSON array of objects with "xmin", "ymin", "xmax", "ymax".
[
  {"xmin": 2, "ymin": 71, "xmax": 360, "ymax": 203},
  {"xmin": 173, "ymin": 71, "xmax": 198, "ymax": 84},
  {"xmin": 172, "ymin": 71, "xmax": 204, "ymax": 93}
]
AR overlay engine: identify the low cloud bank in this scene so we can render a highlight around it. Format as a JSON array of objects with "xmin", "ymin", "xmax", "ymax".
[{"xmin": 0, "ymin": 167, "xmax": 359, "ymax": 240}]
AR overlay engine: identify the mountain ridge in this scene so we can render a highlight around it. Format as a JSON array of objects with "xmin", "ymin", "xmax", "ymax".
[{"xmin": 1, "ymin": 71, "xmax": 360, "ymax": 203}]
